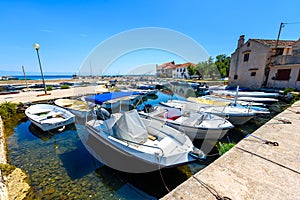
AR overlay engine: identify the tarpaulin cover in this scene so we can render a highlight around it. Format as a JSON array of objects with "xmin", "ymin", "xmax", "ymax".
[
  {"xmin": 85, "ymin": 91, "xmax": 144, "ymax": 105},
  {"xmin": 113, "ymin": 109, "xmax": 148, "ymax": 143}
]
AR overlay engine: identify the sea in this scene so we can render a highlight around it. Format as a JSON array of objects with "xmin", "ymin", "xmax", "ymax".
[
  {"xmin": 13, "ymin": 75, "xmax": 73, "ymax": 80},
  {"xmin": 6, "ymin": 91, "xmax": 278, "ymax": 199}
]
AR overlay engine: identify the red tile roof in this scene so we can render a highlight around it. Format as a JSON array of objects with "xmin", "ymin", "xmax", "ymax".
[
  {"xmin": 157, "ymin": 61, "xmax": 195, "ymax": 70},
  {"xmin": 251, "ymin": 39, "xmax": 296, "ymax": 47},
  {"xmin": 175, "ymin": 62, "xmax": 195, "ymax": 68}
]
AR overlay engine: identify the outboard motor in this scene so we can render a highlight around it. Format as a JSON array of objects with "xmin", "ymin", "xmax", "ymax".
[
  {"xmin": 96, "ymin": 107, "xmax": 111, "ymax": 120},
  {"xmin": 143, "ymin": 104, "xmax": 154, "ymax": 113}
]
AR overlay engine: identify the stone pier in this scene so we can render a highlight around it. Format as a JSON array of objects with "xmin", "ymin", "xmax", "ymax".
[{"xmin": 162, "ymin": 101, "xmax": 300, "ymax": 200}]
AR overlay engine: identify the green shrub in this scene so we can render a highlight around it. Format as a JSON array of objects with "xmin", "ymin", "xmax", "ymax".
[
  {"xmin": 217, "ymin": 142, "xmax": 236, "ymax": 155},
  {"xmin": 0, "ymin": 163, "xmax": 16, "ymax": 176},
  {"xmin": 46, "ymin": 85, "xmax": 54, "ymax": 91},
  {"xmin": 109, "ymin": 87, "xmax": 121, "ymax": 92},
  {"xmin": 291, "ymin": 92, "xmax": 300, "ymax": 104},
  {"xmin": 60, "ymin": 84, "xmax": 70, "ymax": 89},
  {"xmin": 0, "ymin": 102, "xmax": 17, "ymax": 121},
  {"xmin": 283, "ymin": 88, "xmax": 296, "ymax": 95}
]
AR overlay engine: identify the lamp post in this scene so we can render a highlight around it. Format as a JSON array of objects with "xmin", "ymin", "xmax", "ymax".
[{"xmin": 33, "ymin": 43, "xmax": 47, "ymax": 95}]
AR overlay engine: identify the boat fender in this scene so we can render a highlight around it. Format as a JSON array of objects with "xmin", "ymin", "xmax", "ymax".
[
  {"xmin": 58, "ymin": 126, "xmax": 65, "ymax": 132},
  {"xmin": 190, "ymin": 147, "xmax": 206, "ymax": 160}
]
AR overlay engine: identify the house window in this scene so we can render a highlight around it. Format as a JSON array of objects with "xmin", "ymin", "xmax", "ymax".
[
  {"xmin": 276, "ymin": 48, "xmax": 284, "ymax": 56},
  {"xmin": 247, "ymin": 42, "xmax": 250, "ymax": 47},
  {"xmin": 297, "ymin": 69, "xmax": 300, "ymax": 81},
  {"xmin": 243, "ymin": 53, "xmax": 250, "ymax": 62},
  {"xmin": 276, "ymin": 69, "xmax": 291, "ymax": 80},
  {"xmin": 250, "ymin": 72, "xmax": 256, "ymax": 76},
  {"xmin": 234, "ymin": 75, "xmax": 238, "ymax": 80}
]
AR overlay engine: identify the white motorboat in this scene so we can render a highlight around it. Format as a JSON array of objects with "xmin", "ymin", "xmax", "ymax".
[
  {"xmin": 25, "ymin": 104, "xmax": 75, "ymax": 131},
  {"xmin": 139, "ymin": 105, "xmax": 234, "ymax": 140},
  {"xmin": 84, "ymin": 91, "xmax": 146, "ymax": 113},
  {"xmin": 189, "ymin": 95, "xmax": 267, "ymax": 107},
  {"xmin": 208, "ymin": 85, "xmax": 279, "ymax": 105},
  {"xmin": 161, "ymin": 99, "xmax": 258, "ymax": 125},
  {"xmin": 54, "ymin": 98, "xmax": 91, "ymax": 118},
  {"xmin": 83, "ymin": 109, "xmax": 205, "ymax": 173},
  {"xmin": 210, "ymin": 90, "xmax": 279, "ymax": 98},
  {"xmin": 237, "ymin": 96, "xmax": 278, "ymax": 104}
]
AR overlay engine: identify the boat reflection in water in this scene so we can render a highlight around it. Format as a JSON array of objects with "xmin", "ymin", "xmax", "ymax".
[{"xmin": 28, "ymin": 123, "xmax": 76, "ymax": 141}]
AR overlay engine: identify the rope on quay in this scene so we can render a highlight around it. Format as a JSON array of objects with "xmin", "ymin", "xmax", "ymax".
[
  {"xmin": 236, "ymin": 146, "xmax": 300, "ymax": 175},
  {"xmin": 267, "ymin": 117, "xmax": 292, "ymax": 125},
  {"xmin": 192, "ymin": 176, "xmax": 231, "ymax": 200},
  {"xmin": 286, "ymin": 105, "xmax": 300, "ymax": 114},
  {"xmin": 245, "ymin": 134, "xmax": 279, "ymax": 146},
  {"xmin": 239, "ymin": 129, "xmax": 279, "ymax": 146}
]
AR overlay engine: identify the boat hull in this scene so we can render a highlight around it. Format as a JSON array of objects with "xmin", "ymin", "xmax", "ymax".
[
  {"xmin": 139, "ymin": 112, "xmax": 231, "ymax": 140},
  {"xmin": 30, "ymin": 117, "xmax": 75, "ymax": 131},
  {"xmin": 168, "ymin": 122, "xmax": 230, "ymax": 140},
  {"xmin": 83, "ymin": 121, "xmax": 197, "ymax": 173}
]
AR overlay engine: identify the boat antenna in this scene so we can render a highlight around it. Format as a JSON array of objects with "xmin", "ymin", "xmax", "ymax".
[
  {"xmin": 234, "ymin": 85, "xmax": 239, "ymax": 105},
  {"xmin": 22, "ymin": 65, "xmax": 29, "ymax": 92}
]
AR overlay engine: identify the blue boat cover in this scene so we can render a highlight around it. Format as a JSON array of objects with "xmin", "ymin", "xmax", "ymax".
[{"xmin": 85, "ymin": 91, "xmax": 144, "ymax": 105}]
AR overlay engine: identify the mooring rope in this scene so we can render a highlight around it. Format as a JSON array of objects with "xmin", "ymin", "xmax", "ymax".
[
  {"xmin": 156, "ymin": 154, "xmax": 170, "ymax": 193},
  {"xmin": 192, "ymin": 176, "xmax": 231, "ymax": 200}
]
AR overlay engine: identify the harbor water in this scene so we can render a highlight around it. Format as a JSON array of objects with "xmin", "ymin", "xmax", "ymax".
[{"xmin": 6, "ymin": 91, "xmax": 281, "ymax": 199}]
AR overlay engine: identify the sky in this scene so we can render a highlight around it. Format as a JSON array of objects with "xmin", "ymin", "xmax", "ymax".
[{"xmin": 0, "ymin": 0, "xmax": 299, "ymax": 75}]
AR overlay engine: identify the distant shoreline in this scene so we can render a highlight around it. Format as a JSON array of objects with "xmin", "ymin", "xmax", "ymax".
[
  {"xmin": 0, "ymin": 78, "xmax": 74, "ymax": 86},
  {"xmin": 11, "ymin": 75, "xmax": 73, "ymax": 80}
]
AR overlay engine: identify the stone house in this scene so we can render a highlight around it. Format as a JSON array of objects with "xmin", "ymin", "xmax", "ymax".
[{"xmin": 228, "ymin": 35, "xmax": 300, "ymax": 90}]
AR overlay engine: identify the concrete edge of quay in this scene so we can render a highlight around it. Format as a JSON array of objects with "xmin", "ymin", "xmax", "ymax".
[{"xmin": 161, "ymin": 101, "xmax": 300, "ymax": 200}]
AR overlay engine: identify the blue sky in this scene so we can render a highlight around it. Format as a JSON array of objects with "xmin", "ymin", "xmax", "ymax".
[{"xmin": 0, "ymin": 0, "xmax": 299, "ymax": 75}]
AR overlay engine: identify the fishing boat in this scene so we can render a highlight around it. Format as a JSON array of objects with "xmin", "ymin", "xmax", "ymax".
[
  {"xmin": 161, "ymin": 99, "xmax": 257, "ymax": 125},
  {"xmin": 83, "ymin": 109, "xmax": 205, "ymax": 173},
  {"xmin": 54, "ymin": 98, "xmax": 91, "ymax": 118},
  {"xmin": 25, "ymin": 104, "xmax": 75, "ymax": 131},
  {"xmin": 138, "ymin": 105, "xmax": 234, "ymax": 140}
]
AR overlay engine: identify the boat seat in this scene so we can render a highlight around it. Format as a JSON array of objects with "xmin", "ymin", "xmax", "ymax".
[
  {"xmin": 167, "ymin": 116, "xmax": 180, "ymax": 120},
  {"xmin": 148, "ymin": 134, "xmax": 157, "ymax": 141},
  {"xmin": 52, "ymin": 112, "xmax": 64, "ymax": 118}
]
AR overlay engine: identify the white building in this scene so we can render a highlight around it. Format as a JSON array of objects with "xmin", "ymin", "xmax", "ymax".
[{"xmin": 156, "ymin": 61, "xmax": 195, "ymax": 79}]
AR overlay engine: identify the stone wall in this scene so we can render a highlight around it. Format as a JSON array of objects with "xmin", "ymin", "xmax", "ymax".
[
  {"xmin": 0, "ymin": 116, "xmax": 32, "ymax": 200},
  {"xmin": 0, "ymin": 116, "xmax": 8, "ymax": 200}
]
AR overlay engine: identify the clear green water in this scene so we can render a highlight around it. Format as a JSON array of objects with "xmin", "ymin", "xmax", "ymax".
[
  {"xmin": 8, "ymin": 120, "xmax": 209, "ymax": 199},
  {"xmin": 6, "ymin": 91, "xmax": 282, "ymax": 199}
]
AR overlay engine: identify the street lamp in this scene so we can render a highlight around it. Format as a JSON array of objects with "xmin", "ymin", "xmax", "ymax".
[{"xmin": 33, "ymin": 43, "xmax": 47, "ymax": 95}]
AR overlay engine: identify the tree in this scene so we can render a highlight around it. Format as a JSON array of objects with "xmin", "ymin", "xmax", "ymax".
[
  {"xmin": 187, "ymin": 65, "xmax": 196, "ymax": 77},
  {"xmin": 215, "ymin": 54, "xmax": 231, "ymax": 78},
  {"xmin": 195, "ymin": 56, "xmax": 220, "ymax": 80}
]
